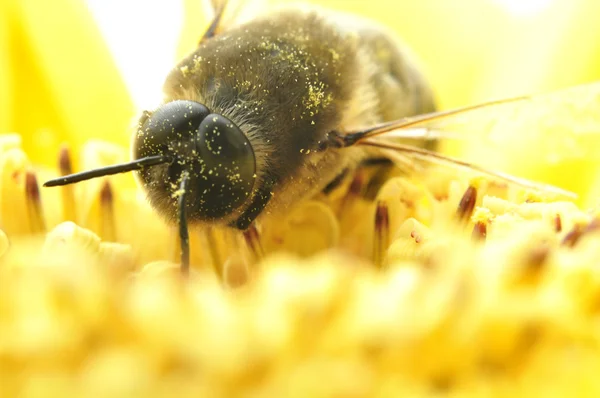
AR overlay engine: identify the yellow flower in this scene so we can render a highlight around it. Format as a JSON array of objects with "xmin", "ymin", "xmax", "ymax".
[
  {"xmin": 3, "ymin": 0, "xmax": 600, "ymax": 397},
  {"xmin": 0, "ymin": 0, "xmax": 135, "ymax": 165}
]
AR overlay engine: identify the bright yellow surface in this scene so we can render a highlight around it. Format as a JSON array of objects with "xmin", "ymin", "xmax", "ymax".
[
  {"xmin": 1, "ymin": 0, "xmax": 600, "ymax": 205},
  {"xmin": 3, "ymin": 2, "xmax": 600, "ymax": 395},
  {"xmin": 176, "ymin": 0, "xmax": 600, "ymax": 207},
  {"xmin": 4, "ymin": 0, "xmax": 600, "ymax": 171},
  {"xmin": 180, "ymin": 0, "xmax": 600, "ymax": 108},
  {"xmin": 1, "ymin": 0, "xmax": 134, "ymax": 170}
]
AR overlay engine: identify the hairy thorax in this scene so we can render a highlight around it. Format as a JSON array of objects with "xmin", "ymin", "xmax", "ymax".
[{"xmin": 157, "ymin": 5, "xmax": 435, "ymax": 225}]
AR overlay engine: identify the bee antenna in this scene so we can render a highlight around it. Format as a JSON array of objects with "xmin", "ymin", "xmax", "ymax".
[
  {"xmin": 43, "ymin": 155, "xmax": 172, "ymax": 187},
  {"xmin": 178, "ymin": 171, "xmax": 191, "ymax": 277}
]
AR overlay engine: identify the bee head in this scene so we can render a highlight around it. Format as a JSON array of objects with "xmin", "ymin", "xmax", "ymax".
[
  {"xmin": 44, "ymin": 100, "xmax": 257, "ymax": 225},
  {"xmin": 133, "ymin": 100, "xmax": 257, "ymax": 223}
]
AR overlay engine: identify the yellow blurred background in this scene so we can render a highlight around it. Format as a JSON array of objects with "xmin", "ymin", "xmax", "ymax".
[{"xmin": 1, "ymin": 0, "xmax": 600, "ymax": 186}]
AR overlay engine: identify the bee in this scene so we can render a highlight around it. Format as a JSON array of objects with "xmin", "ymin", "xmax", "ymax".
[{"xmin": 44, "ymin": 0, "xmax": 575, "ymax": 275}]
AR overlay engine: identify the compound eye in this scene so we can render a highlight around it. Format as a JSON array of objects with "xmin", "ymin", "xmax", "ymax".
[
  {"xmin": 133, "ymin": 100, "xmax": 210, "ymax": 159},
  {"xmin": 194, "ymin": 114, "xmax": 256, "ymax": 218}
]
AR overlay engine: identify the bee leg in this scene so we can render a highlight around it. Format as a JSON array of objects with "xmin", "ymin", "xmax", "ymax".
[
  {"xmin": 360, "ymin": 158, "xmax": 396, "ymax": 200},
  {"xmin": 178, "ymin": 172, "xmax": 191, "ymax": 277},
  {"xmin": 322, "ymin": 168, "xmax": 349, "ymax": 195},
  {"xmin": 231, "ymin": 179, "xmax": 275, "ymax": 230},
  {"xmin": 242, "ymin": 225, "xmax": 264, "ymax": 262},
  {"xmin": 360, "ymin": 157, "xmax": 394, "ymax": 167},
  {"xmin": 200, "ymin": 0, "xmax": 228, "ymax": 43}
]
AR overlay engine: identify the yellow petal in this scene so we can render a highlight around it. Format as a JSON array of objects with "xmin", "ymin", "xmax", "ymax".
[
  {"xmin": 0, "ymin": 134, "xmax": 21, "ymax": 154},
  {"xmin": 0, "ymin": 6, "xmax": 12, "ymax": 134},
  {"xmin": 0, "ymin": 228, "xmax": 9, "ymax": 258},
  {"xmin": 7, "ymin": 0, "xmax": 134, "ymax": 165}
]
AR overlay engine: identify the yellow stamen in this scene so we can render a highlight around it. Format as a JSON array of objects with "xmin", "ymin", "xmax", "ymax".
[
  {"xmin": 25, "ymin": 171, "xmax": 46, "ymax": 234},
  {"xmin": 472, "ymin": 221, "xmax": 488, "ymax": 241},
  {"xmin": 456, "ymin": 185, "xmax": 477, "ymax": 223},
  {"xmin": 99, "ymin": 181, "xmax": 116, "ymax": 242},
  {"xmin": 373, "ymin": 200, "xmax": 390, "ymax": 268},
  {"xmin": 471, "ymin": 207, "xmax": 493, "ymax": 241},
  {"xmin": 554, "ymin": 213, "xmax": 563, "ymax": 232},
  {"xmin": 58, "ymin": 146, "xmax": 77, "ymax": 222}
]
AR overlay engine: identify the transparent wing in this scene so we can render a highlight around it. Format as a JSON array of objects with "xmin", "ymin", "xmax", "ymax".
[
  {"xmin": 427, "ymin": 82, "xmax": 600, "ymax": 163},
  {"xmin": 352, "ymin": 81, "xmax": 600, "ymax": 198},
  {"xmin": 356, "ymin": 82, "xmax": 600, "ymax": 156},
  {"xmin": 359, "ymin": 138, "xmax": 578, "ymax": 199}
]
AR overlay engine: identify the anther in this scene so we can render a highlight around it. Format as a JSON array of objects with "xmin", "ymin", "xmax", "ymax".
[
  {"xmin": 585, "ymin": 217, "xmax": 600, "ymax": 234},
  {"xmin": 99, "ymin": 181, "xmax": 116, "ymax": 241},
  {"xmin": 561, "ymin": 224, "xmax": 584, "ymax": 247},
  {"xmin": 471, "ymin": 221, "xmax": 487, "ymax": 241},
  {"xmin": 554, "ymin": 213, "xmax": 562, "ymax": 233},
  {"xmin": 59, "ymin": 146, "xmax": 77, "ymax": 221},
  {"xmin": 373, "ymin": 200, "xmax": 390, "ymax": 268},
  {"xmin": 527, "ymin": 244, "xmax": 550, "ymax": 273},
  {"xmin": 25, "ymin": 171, "xmax": 46, "ymax": 234},
  {"xmin": 456, "ymin": 185, "xmax": 477, "ymax": 223}
]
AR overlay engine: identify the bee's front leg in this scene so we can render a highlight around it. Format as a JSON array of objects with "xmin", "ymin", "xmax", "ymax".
[{"xmin": 230, "ymin": 178, "xmax": 275, "ymax": 230}]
